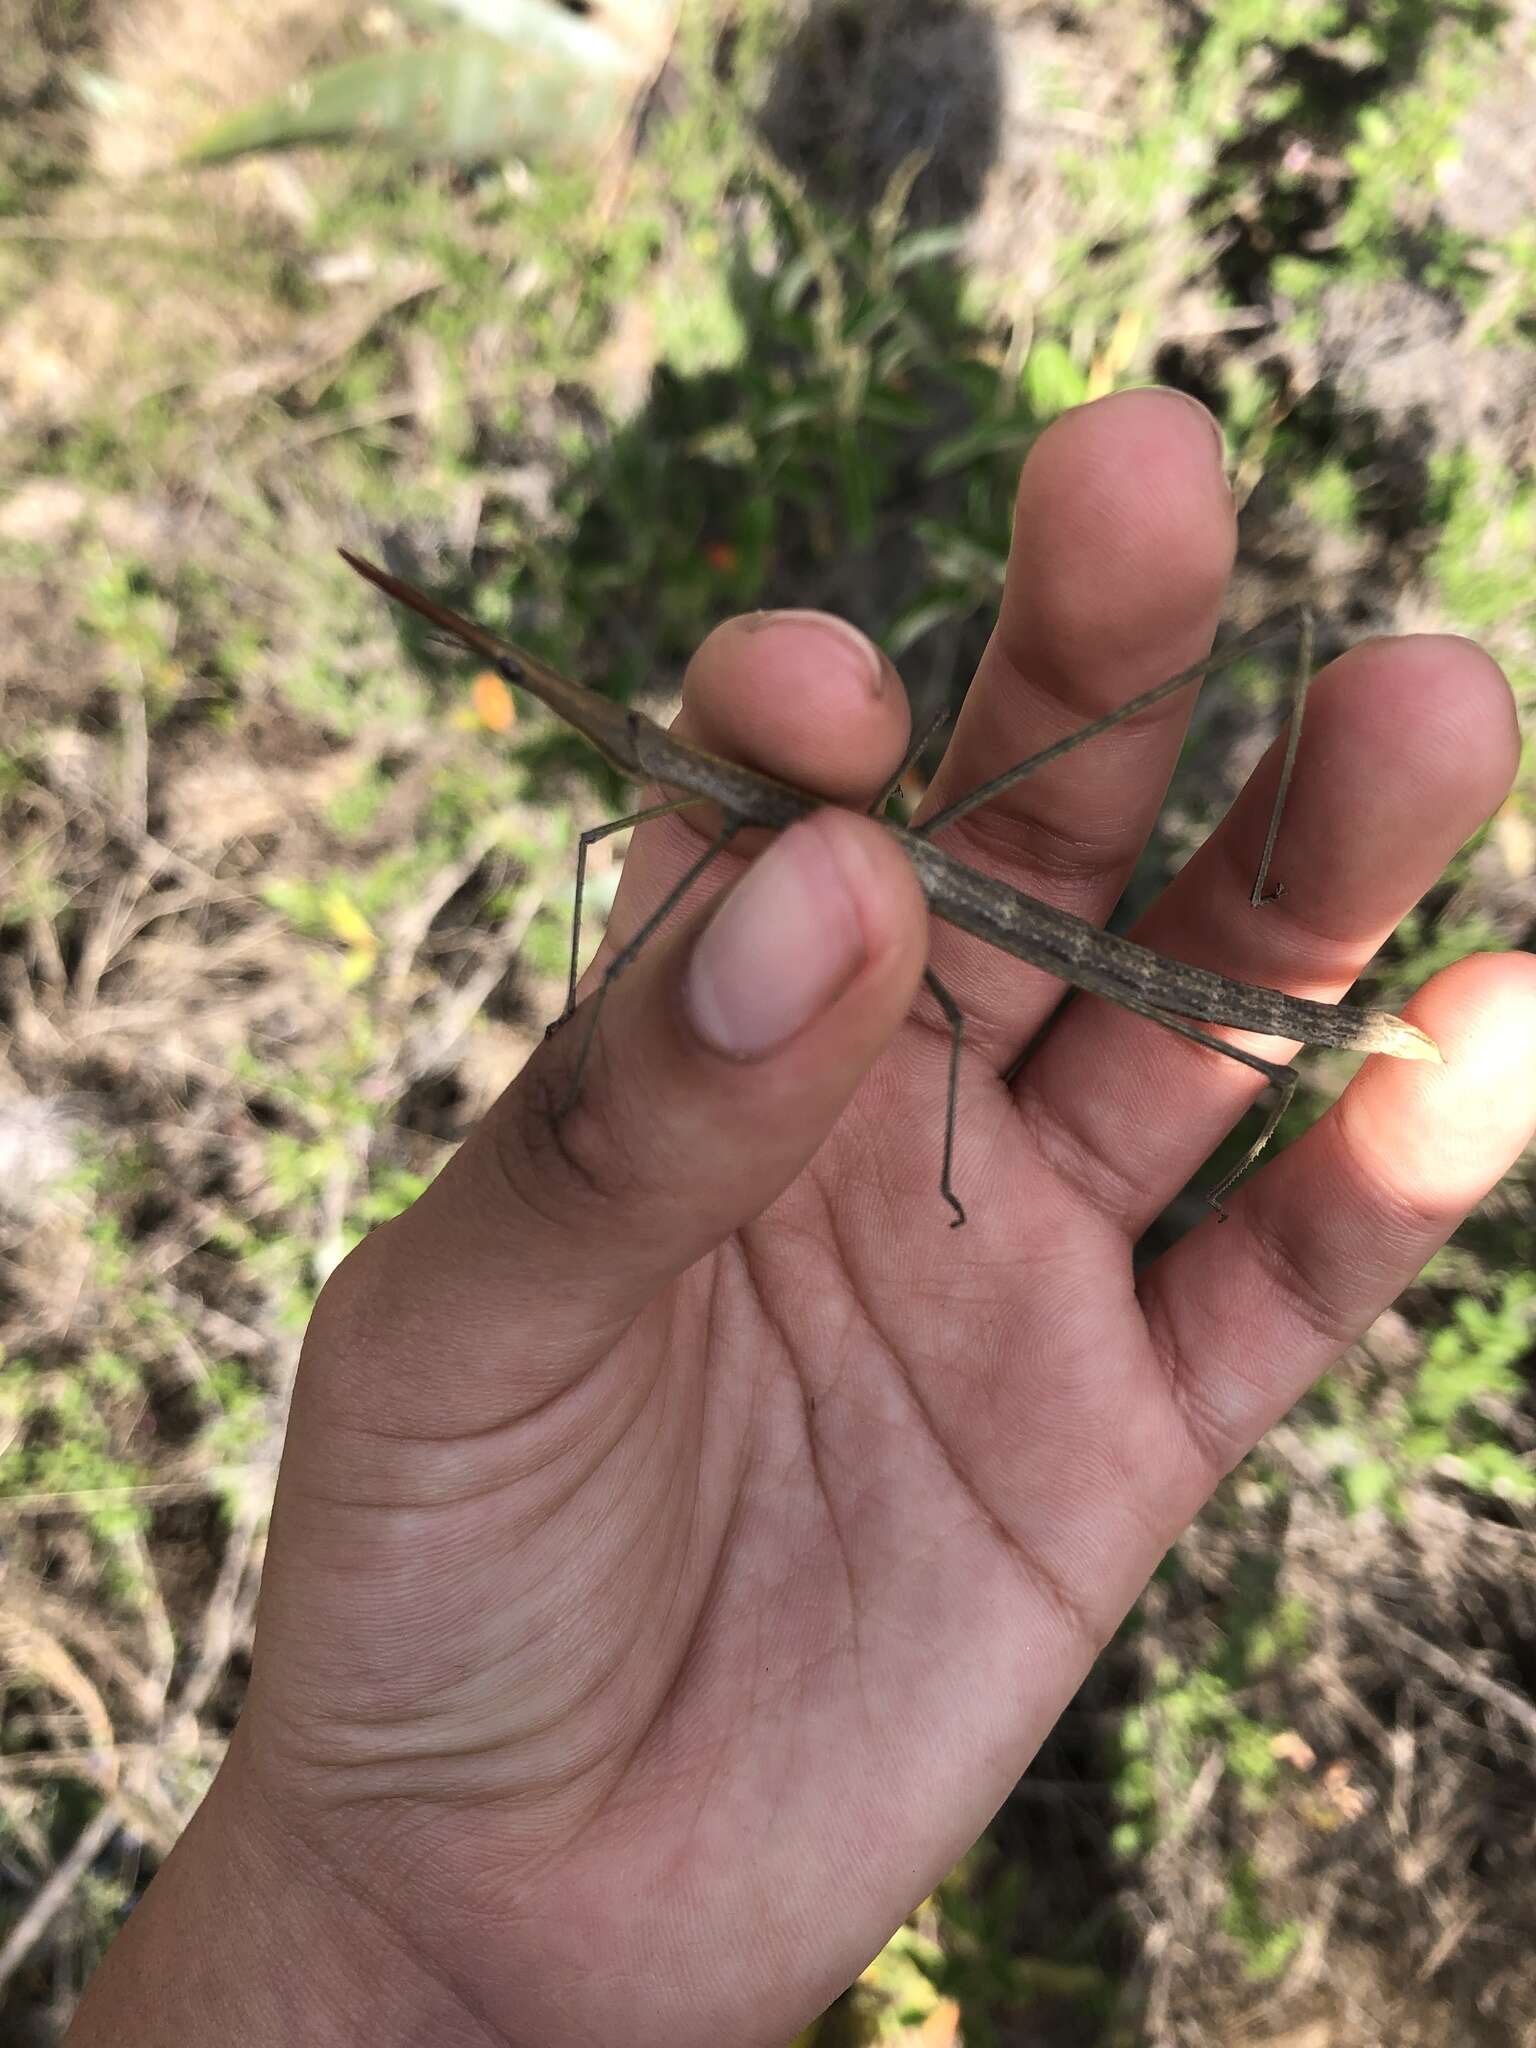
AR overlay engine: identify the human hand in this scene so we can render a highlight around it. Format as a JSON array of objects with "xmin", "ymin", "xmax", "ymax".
[{"xmin": 68, "ymin": 389, "xmax": 1536, "ymax": 2048}]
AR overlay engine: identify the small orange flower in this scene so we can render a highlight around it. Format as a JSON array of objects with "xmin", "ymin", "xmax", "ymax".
[{"xmin": 471, "ymin": 669, "xmax": 516, "ymax": 732}]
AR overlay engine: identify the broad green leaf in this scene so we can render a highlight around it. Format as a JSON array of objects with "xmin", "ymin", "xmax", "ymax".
[{"xmin": 185, "ymin": 14, "xmax": 651, "ymax": 169}]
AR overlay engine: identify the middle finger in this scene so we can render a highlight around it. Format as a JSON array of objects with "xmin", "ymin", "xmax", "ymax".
[{"xmin": 914, "ymin": 386, "xmax": 1237, "ymax": 1053}]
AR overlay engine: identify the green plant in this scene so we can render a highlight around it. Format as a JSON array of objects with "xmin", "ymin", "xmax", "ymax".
[
  {"xmin": 185, "ymin": 0, "xmax": 674, "ymax": 170},
  {"xmin": 1222, "ymin": 1855, "xmax": 1304, "ymax": 1980},
  {"xmin": 1115, "ymin": 1663, "xmax": 1281, "ymax": 1858},
  {"xmin": 0, "ymin": 1357, "xmax": 150, "ymax": 1547},
  {"xmin": 79, "ymin": 553, "xmax": 187, "ymax": 718},
  {"xmin": 1312, "ymin": 1275, "xmax": 1536, "ymax": 1515},
  {"xmin": 1424, "ymin": 452, "xmax": 1536, "ymax": 678}
]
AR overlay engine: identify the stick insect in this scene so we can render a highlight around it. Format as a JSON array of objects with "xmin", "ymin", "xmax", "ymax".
[{"xmin": 341, "ymin": 550, "xmax": 1440, "ymax": 1227}]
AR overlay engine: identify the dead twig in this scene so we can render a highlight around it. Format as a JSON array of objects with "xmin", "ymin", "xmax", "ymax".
[
  {"xmin": 0, "ymin": 1797, "xmax": 125, "ymax": 1996},
  {"xmin": 1376, "ymin": 1614, "xmax": 1536, "ymax": 1746}
]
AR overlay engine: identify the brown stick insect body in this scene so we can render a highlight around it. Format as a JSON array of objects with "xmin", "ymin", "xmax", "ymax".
[{"xmin": 340, "ymin": 550, "xmax": 1440, "ymax": 1226}]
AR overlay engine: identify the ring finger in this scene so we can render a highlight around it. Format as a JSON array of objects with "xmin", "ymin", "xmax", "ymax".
[{"xmin": 1011, "ymin": 631, "xmax": 1521, "ymax": 1233}]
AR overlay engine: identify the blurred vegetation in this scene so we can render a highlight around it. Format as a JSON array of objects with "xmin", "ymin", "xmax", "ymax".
[
  {"xmin": 1, "ymin": 0, "xmax": 1532, "ymax": 2042},
  {"xmin": 183, "ymin": 0, "xmax": 679, "ymax": 169}
]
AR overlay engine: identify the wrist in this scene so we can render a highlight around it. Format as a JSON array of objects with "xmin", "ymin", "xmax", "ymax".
[{"xmin": 66, "ymin": 1740, "xmax": 503, "ymax": 2048}]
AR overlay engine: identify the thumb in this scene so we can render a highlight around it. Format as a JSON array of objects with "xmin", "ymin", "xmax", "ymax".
[{"xmin": 318, "ymin": 808, "xmax": 928, "ymax": 1428}]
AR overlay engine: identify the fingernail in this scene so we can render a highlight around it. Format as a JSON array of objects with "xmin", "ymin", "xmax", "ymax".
[
  {"xmin": 1164, "ymin": 388, "xmax": 1229, "ymax": 474},
  {"xmin": 686, "ymin": 816, "xmax": 867, "ymax": 1058},
  {"xmin": 740, "ymin": 610, "xmax": 887, "ymax": 699}
]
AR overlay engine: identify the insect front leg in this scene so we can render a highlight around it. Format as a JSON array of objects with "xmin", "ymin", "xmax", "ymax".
[
  {"xmin": 549, "ymin": 798, "xmax": 708, "ymax": 1036},
  {"xmin": 869, "ymin": 704, "xmax": 952, "ymax": 820},
  {"xmin": 556, "ymin": 819, "xmax": 742, "ymax": 1117},
  {"xmin": 912, "ymin": 614, "xmax": 1298, "ymax": 840}
]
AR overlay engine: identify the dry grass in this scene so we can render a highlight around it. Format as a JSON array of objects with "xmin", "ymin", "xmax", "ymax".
[{"xmin": 93, "ymin": 0, "xmax": 356, "ymax": 179}]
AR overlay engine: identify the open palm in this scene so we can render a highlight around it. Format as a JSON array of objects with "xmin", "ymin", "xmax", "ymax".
[{"xmin": 105, "ymin": 392, "xmax": 1533, "ymax": 2048}]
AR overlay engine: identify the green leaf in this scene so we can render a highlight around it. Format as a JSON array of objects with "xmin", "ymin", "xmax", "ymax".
[
  {"xmin": 771, "ymin": 249, "xmax": 823, "ymax": 319},
  {"xmin": 889, "ymin": 224, "xmax": 970, "ymax": 273},
  {"xmin": 1022, "ymin": 338, "xmax": 1089, "ymax": 416},
  {"xmin": 885, "ymin": 594, "xmax": 967, "ymax": 657},
  {"xmin": 859, "ymin": 388, "xmax": 931, "ymax": 430},
  {"xmin": 185, "ymin": 12, "xmax": 650, "ymax": 169},
  {"xmin": 758, "ymin": 394, "xmax": 827, "ymax": 435},
  {"xmin": 1449, "ymin": 1443, "xmax": 1536, "ymax": 1503},
  {"xmin": 923, "ymin": 416, "xmax": 1038, "ymax": 478},
  {"xmin": 1340, "ymin": 1456, "xmax": 1396, "ymax": 1516}
]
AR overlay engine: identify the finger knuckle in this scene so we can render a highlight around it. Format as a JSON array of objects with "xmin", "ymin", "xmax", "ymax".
[{"xmin": 495, "ymin": 1047, "xmax": 648, "ymax": 1217}]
